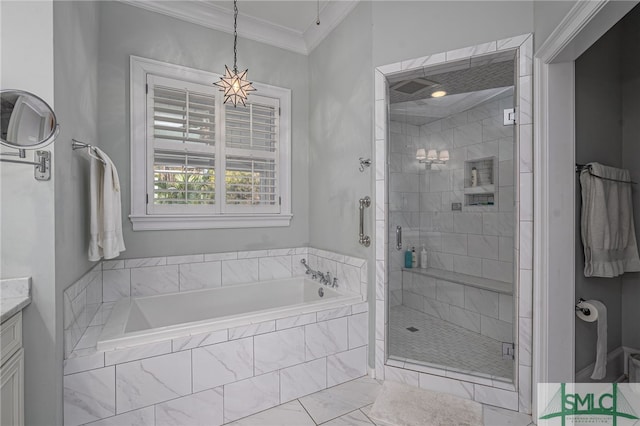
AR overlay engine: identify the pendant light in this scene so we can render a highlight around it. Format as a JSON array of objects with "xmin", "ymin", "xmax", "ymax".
[{"xmin": 214, "ymin": 0, "xmax": 255, "ymax": 107}]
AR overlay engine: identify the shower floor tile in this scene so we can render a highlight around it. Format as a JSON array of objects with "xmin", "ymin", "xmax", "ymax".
[{"xmin": 389, "ymin": 305, "xmax": 513, "ymax": 380}]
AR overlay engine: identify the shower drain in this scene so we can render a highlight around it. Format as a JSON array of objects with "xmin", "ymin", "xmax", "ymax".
[{"xmin": 406, "ymin": 327, "xmax": 419, "ymax": 332}]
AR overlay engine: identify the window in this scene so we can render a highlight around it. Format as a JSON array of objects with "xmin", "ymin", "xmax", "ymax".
[{"xmin": 130, "ymin": 56, "xmax": 291, "ymax": 230}]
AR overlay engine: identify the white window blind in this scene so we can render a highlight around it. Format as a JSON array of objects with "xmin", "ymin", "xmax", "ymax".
[
  {"xmin": 224, "ymin": 96, "xmax": 280, "ymax": 213},
  {"xmin": 147, "ymin": 75, "xmax": 217, "ymax": 214}
]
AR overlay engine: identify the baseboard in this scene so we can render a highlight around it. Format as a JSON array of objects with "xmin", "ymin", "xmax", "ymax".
[
  {"xmin": 575, "ymin": 346, "xmax": 624, "ymax": 382},
  {"xmin": 623, "ymin": 346, "xmax": 640, "ymax": 376}
]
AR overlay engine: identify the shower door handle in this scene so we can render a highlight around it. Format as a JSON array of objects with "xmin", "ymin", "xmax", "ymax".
[
  {"xmin": 358, "ymin": 196, "xmax": 371, "ymax": 247},
  {"xmin": 396, "ymin": 226, "xmax": 402, "ymax": 251}
]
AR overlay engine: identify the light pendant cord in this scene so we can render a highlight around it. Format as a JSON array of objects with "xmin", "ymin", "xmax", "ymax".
[
  {"xmin": 233, "ymin": 0, "xmax": 238, "ymax": 73},
  {"xmin": 316, "ymin": 0, "xmax": 320, "ymax": 25}
]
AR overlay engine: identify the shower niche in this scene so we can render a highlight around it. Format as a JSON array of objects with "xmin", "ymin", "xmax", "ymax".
[{"xmin": 464, "ymin": 157, "xmax": 497, "ymax": 207}]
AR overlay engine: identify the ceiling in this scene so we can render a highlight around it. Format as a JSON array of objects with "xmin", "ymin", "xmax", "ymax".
[
  {"xmin": 389, "ymin": 51, "xmax": 516, "ymax": 126},
  {"xmin": 390, "ymin": 87, "xmax": 513, "ymax": 126},
  {"xmin": 120, "ymin": 0, "xmax": 359, "ymax": 55}
]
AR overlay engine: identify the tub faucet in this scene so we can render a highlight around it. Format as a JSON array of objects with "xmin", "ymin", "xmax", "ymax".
[
  {"xmin": 320, "ymin": 271, "xmax": 331, "ymax": 286},
  {"xmin": 300, "ymin": 259, "xmax": 339, "ymax": 288}
]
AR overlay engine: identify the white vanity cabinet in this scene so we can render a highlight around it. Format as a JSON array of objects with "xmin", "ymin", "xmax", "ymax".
[{"xmin": 1, "ymin": 311, "xmax": 24, "ymax": 426}]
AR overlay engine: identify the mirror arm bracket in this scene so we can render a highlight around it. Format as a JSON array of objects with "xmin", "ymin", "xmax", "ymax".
[{"xmin": 0, "ymin": 150, "xmax": 51, "ymax": 181}]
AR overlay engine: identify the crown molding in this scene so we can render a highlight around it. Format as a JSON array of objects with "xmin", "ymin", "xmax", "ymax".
[
  {"xmin": 119, "ymin": 0, "xmax": 360, "ymax": 56},
  {"xmin": 303, "ymin": 1, "xmax": 360, "ymax": 52}
]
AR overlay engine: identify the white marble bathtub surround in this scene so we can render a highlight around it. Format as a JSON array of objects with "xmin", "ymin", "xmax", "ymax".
[
  {"xmin": 171, "ymin": 329, "xmax": 228, "ymax": 352},
  {"xmin": 102, "ymin": 268, "xmax": 130, "ymax": 303},
  {"xmin": 116, "ymin": 350, "xmax": 192, "ymax": 413},
  {"xmin": 192, "ymin": 337, "xmax": 254, "ymax": 391},
  {"xmin": 258, "ymin": 255, "xmax": 293, "ymax": 281},
  {"xmin": 305, "ymin": 317, "xmax": 349, "ymax": 359},
  {"xmin": 86, "ymin": 406, "xmax": 154, "ymax": 426},
  {"xmin": 63, "ymin": 260, "xmax": 369, "ymax": 425},
  {"xmin": 327, "ymin": 345, "xmax": 368, "ymax": 387},
  {"xmin": 63, "ymin": 366, "xmax": 115, "ymax": 426},
  {"xmin": 254, "ymin": 327, "xmax": 305, "ymax": 374},
  {"xmin": 64, "ymin": 348, "xmax": 105, "ymax": 376},
  {"xmin": 93, "ymin": 247, "xmax": 367, "ymax": 315},
  {"xmin": 224, "ymin": 371, "xmax": 281, "ymax": 422},
  {"xmin": 276, "ymin": 312, "xmax": 317, "ymax": 330},
  {"xmin": 105, "ymin": 341, "xmax": 172, "ymax": 366},
  {"xmin": 228, "ymin": 320, "xmax": 276, "ymax": 340},
  {"xmin": 155, "ymin": 387, "xmax": 224, "ymax": 426},
  {"xmin": 64, "ymin": 263, "xmax": 103, "ymax": 357},
  {"xmin": 279, "ymin": 358, "xmax": 327, "ymax": 402},
  {"xmin": 348, "ymin": 312, "xmax": 369, "ymax": 349},
  {"xmin": 178, "ymin": 261, "xmax": 221, "ymax": 291},
  {"xmin": 131, "ymin": 265, "xmax": 179, "ymax": 296},
  {"xmin": 375, "ymin": 34, "xmax": 534, "ymax": 414}
]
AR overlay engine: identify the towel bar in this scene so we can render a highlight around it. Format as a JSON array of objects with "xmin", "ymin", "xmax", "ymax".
[
  {"xmin": 576, "ymin": 164, "xmax": 637, "ymax": 185},
  {"xmin": 72, "ymin": 139, "xmax": 105, "ymax": 164}
]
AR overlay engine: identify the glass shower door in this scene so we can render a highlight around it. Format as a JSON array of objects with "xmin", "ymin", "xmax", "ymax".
[{"xmin": 386, "ymin": 52, "xmax": 518, "ymax": 382}]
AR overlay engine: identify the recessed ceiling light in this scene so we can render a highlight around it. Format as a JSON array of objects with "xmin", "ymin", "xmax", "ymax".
[{"xmin": 431, "ymin": 90, "xmax": 447, "ymax": 98}]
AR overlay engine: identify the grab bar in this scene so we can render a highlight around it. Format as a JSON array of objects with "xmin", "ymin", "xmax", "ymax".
[
  {"xmin": 396, "ymin": 226, "xmax": 402, "ymax": 250},
  {"xmin": 358, "ymin": 196, "xmax": 371, "ymax": 247}
]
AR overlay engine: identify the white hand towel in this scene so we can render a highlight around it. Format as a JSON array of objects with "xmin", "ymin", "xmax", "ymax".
[
  {"xmin": 580, "ymin": 162, "xmax": 640, "ymax": 277},
  {"xmin": 588, "ymin": 300, "xmax": 607, "ymax": 380},
  {"xmin": 88, "ymin": 147, "xmax": 125, "ymax": 261}
]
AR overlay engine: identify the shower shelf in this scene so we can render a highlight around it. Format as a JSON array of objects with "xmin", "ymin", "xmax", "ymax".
[
  {"xmin": 464, "ymin": 185, "xmax": 495, "ymax": 194},
  {"xmin": 402, "ymin": 267, "xmax": 512, "ymax": 295}
]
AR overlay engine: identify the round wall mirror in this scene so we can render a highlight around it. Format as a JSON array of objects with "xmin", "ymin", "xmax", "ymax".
[{"xmin": 1, "ymin": 90, "xmax": 59, "ymax": 150}]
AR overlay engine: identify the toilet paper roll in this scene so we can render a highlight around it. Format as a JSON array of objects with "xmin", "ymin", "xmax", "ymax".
[
  {"xmin": 576, "ymin": 300, "xmax": 599, "ymax": 322},
  {"xmin": 575, "ymin": 300, "xmax": 607, "ymax": 380}
]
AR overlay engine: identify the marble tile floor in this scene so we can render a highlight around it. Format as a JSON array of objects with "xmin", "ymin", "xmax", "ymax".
[
  {"xmin": 225, "ymin": 376, "xmax": 534, "ymax": 425},
  {"xmin": 389, "ymin": 305, "xmax": 513, "ymax": 380}
]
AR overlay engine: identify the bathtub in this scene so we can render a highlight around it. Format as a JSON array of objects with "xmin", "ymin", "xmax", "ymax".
[{"xmin": 97, "ymin": 277, "xmax": 361, "ymax": 351}]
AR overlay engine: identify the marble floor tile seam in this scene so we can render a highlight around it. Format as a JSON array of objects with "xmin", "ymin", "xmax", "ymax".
[
  {"xmin": 214, "ymin": 376, "xmax": 532, "ymax": 426},
  {"xmin": 223, "ymin": 377, "xmax": 381, "ymax": 425}
]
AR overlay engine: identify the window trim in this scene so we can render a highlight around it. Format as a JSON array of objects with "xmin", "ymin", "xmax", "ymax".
[{"xmin": 130, "ymin": 55, "xmax": 292, "ymax": 230}]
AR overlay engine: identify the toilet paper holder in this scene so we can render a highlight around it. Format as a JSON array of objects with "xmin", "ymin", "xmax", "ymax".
[{"xmin": 575, "ymin": 298, "xmax": 591, "ymax": 316}]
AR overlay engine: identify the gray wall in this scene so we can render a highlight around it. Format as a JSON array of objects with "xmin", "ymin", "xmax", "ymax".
[
  {"xmin": 621, "ymin": 5, "xmax": 640, "ymax": 351},
  {"xmin": 54, "ymin": 0, "xmax": 100, "ymax": 324},
  {"xmin": 97, "ymin": 1, "xmax": 310, "ymax": 258},
  {"xmin": 308, "ymin": 2, "xmax": 375, "ymax": 365},
  {"xmin": 0, "ymin": 2, "xmax": 59, "ymax": 425},
  {"xmin": 308, "ymin": 1, "xmax": 373, "ymax": 260},
  {"xmin": 372, "ymin": 1, "xmax": 534, "ymax": 67},
  {"xmin": 533, "ymin": 1, "xmax": 578, "ymax": 49},
  {"xmin": 574, "ymin": 22, "xmax": 624, "ymax": 373}
]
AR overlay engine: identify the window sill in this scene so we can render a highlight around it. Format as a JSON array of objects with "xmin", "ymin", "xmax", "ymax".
[{"xmin": 129, "ymin": 214, "xmax": 293, "ymax": 231}]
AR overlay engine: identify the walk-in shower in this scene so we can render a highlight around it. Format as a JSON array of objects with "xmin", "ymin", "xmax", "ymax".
[{"xmin": 387, "ymin": 51, "xmax": 517, "ymax": 381}]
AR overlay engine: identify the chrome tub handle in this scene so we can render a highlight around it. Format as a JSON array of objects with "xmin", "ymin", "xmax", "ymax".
[
  {"xmin": 396, "ymin": 225, "xmax": 402, "ymax": 251},
  {"xmin": 359, "ymin": 196, "xmax": 371, "ymax": 247}
]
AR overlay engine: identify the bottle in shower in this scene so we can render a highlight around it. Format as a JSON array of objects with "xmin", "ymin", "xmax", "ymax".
[
  {"xmin": 421, "ymin": 245, "xmax": 428, "ymax": 269},
  {"xmin": 405, "ymin": 249, "xmax": 412, "ymax": 268},
  {"xmin": 471, "ymin": 167, "xmax": 478, "ymax": 187},
  {"xmin": 411, "ymin": 247, "xmax": 417, "ymax": 268}
]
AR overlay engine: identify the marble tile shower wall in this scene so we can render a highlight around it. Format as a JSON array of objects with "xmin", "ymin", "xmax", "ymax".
[
  {"xmin": 388, "ymin": 91, "xmax": 516, "ymax": 290},
  {"xmin": 64, "ymin": 247, "xmax": 368, "ymax": 358},
  {"xmin": 402, "ymin": 270, "xmax": 513, "ymax": 342}
]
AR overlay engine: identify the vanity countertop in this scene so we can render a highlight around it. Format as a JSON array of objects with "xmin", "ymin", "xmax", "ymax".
[{"xmin": 1, "ymin": 277, "xmax": 31, "ymax": 323}]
